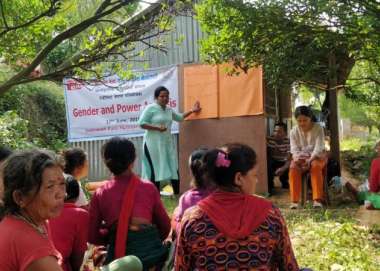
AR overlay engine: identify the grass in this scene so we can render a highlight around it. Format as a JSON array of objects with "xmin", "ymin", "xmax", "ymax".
[
  {"xmin": 161, "ymin": 196, "xmax": 178, "ymax": 216},
  {"xmin": 341, "ymin": 137, "xmax": 377, "ymax": 152},
  {"xmin": 160, "ymin": 137, "xmax": 380, "ymax": 269},
  {"xmin": 284, "ymin": 208, "xmax": 380, "ymax": 270},
  {"xmin": 162, "ymin": 197, "xmax": 380, "ymax": 270}
]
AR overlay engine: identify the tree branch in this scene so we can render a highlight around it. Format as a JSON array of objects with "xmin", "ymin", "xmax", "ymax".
[
  {"xmin": 348, "ymin": 77, "xmax": 380, "ymax": 86},
  {"xmin": 95, "ymin": 0, "xmax": 113, "ymax": 15},
  {"xmin": 0, "ymin": 0, "xmax": 60, "ymax": 37},
  {"xmin": 0, "ymin": 0, "xmax": 9, "ymax": 29},
  {"xmin": 0, "ymin": 0, "xmax": 137, "ymax": 95},
  {"xmin": 9, "ymin": 27, "xmax": 167, "ymax": 87},
  {"xmin": 57, "ymin": 0, "xmax": 164, "ymax": 71},
  {"xmin": 139, "ymin": 39, "xmax": 167, "ymax": 53},
  {"xmin": 96, "ymin": 19, "xmax": 124, "ymax": 27}
]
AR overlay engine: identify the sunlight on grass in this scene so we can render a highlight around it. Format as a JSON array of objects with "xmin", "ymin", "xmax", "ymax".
[
  {"xmin": 163, "ymin": 196, "xmax": 380, "ymax": 270},
  {"xmin": 284, "ymin": 208, "xmax": 380, "ymax": 270},
  {"xmin": 341, "ymin": 138, "xmax": 366, "ymax": 151},
  {"xmin": 341, "ymin": 137, "xmax": 376, "ymax": 152},
  {"xmin": 161, "ymin": 196, "xmax": 178, "ymax": 217}
]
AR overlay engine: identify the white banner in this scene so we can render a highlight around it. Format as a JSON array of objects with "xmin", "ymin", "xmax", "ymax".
[{"xmin": 64, "ymin": 66, "xmax": 179, "ymax": 142}]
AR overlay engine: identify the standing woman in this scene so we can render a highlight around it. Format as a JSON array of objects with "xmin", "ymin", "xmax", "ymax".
[
  {"xmin": 138, "ymin": 86, "xmax": 201, "ymax": 194},
  {"xmin": 0, "ymin": 150, "xmax": 65, "ymax": 271},
  {"xmin": 289, "ymin": 106, "xmax": 326, "ymax": 209}
]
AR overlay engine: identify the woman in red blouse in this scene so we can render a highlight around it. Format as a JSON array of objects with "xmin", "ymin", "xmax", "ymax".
[
  {"xmin": 50, "ymin": 176, "xmax": 89, "ymax": 271},
  {"xmin": 88, "ymin": 137, "xmax": 170, "ymax": 270}
]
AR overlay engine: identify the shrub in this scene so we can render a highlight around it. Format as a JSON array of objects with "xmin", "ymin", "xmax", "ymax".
[
  {"xmin": 0, "ymin": 111, "xmax": 36, "ymax": 149},
  {"xmin": 341, "ymin": 137, "xmax": 377, "ymax": 181},
  {"xmin": 0, "ymin": 81, "xmax": 68, "ymax": 151}
]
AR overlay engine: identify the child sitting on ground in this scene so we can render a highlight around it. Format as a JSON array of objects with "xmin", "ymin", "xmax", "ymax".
[{"xmin": 171, "ymin": 148, "xmax": 214, "ymax": 237}]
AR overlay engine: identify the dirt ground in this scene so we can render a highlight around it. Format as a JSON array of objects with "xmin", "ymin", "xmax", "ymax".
[{"xmin": 268, "ymin": 167, "xmax": 380, "ymax": 227}]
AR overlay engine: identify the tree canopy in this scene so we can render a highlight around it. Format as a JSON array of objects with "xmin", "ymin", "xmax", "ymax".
[
  {"xmin": 0, "ymin": 0, "xmax": 184, "ymax": 94},
  {"xmin": 196, "ymin": 0, "xmax": 379, "ymax": 92},
  {"xmin": 340, "ymin": 94, "xmax": 380, "ymax": 133},
  {"xmin": 345, "ymin": 60, "xmax": 380, "ymax": 106}
]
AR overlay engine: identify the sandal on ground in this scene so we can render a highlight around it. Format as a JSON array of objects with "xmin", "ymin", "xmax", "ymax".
[
  {"xmin": 290, "ymin": 202, "xmax": 299, "ymax": 209},
  {"xmin": 313, "ymin": 201, "xmax": 323, "ymax": 208}
]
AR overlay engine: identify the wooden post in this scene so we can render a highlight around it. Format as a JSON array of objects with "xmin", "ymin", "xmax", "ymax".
[
  {"xmin": 274, "ymin": 87, "xmax": 282, "ymax": 121},
  {"xmin": 328, "ymin": 52, "xmax": 341, "ymax": 167}
]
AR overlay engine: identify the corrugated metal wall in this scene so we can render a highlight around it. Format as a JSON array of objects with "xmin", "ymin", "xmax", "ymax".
[
  {"xmin": 71, "ymin": 15, "xmax": 203, "ymax": 181},
  {"xmin": 72, "ymin": 134, "xmax": 178, "ymax": 181},
  {"xmin": 133, "ymin": 15, "xmax": 205, "ymax": 68}
]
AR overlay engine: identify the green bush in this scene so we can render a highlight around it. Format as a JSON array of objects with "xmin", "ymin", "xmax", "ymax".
[
  {"xmin": 341, "ymin": 137, "xmax": 377, "ymax": 180},
  {"xmin": 0, "ymin": 81, "xmax": 68, "ymax": 151},
  {"xmin": 341, "ymin": 137, "xmax": 368, "ymax": 152},
  {"xmin": 0, "ymin": 111, "xmax": 36, "ymax": 149}
]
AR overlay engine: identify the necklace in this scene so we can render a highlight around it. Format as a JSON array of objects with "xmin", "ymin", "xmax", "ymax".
[{"xmin": 13, "ymin": 212, "xmax": 48, "ymax": 238}]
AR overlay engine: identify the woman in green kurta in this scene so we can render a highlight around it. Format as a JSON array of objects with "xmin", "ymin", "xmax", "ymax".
[{"xmin": 138, "ymin": 86, "xmax": 201, "ymax": 194}]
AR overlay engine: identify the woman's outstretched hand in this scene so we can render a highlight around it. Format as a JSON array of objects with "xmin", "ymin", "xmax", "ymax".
[{"xmin": 192, "ymin": 101, "xmax": 201, "ymax": 113}]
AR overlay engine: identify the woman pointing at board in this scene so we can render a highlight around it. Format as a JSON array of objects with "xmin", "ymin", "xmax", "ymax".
[{"xmin": 138, "ymin": 86, "xmax": 201, "ymax": 194}]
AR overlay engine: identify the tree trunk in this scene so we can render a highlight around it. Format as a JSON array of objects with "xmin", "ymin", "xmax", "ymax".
[
  {"xmin": 275, "ymin": 87, "xmax": 281, "ymax": 120},
  {"xmin": 328, "ymin": 52, "xmax": 341, "ymax": 169}
]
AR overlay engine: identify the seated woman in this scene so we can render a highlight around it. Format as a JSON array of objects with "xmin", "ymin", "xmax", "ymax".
[
  {"xmin": 171, "ymin": 148, "xmax": 213, "ymax": 237},
  {"xmin": 88, "ymin": 137, "xmax": 171, "ymax": 270},
  {"xmin": 175, "ymin": 143, "xmax": 299, "ymax": 270},
  {"xmin": 50, "ymin": 175, "xmax": 89, "ymax": 271},
  {"xmin": 345, "ymin": 140, "xmax": 380, "ymax": 209},
  {"xmin": 61, "ymin": 148, "xmax": 89, "ymax": 208},
  {"xmin": 0, "ymin": 150, "xmax": 65, "ymax": 271},
  {"xmin": 289, "ymin": 106, "xmax": 326, "ymax": 209}
]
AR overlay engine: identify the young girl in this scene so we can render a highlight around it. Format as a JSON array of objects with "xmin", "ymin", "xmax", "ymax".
[
  {"xmin": 62, "ymin": 148, "xmax": 89, "ymax": 207},
  {"xmin": 171, "ymin": 148, "xmax": 213, "ymax": 236}
]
